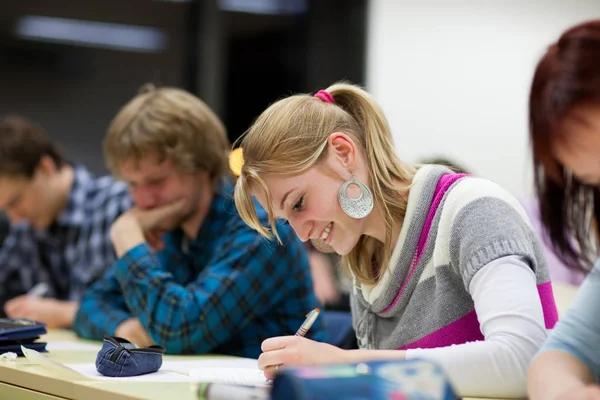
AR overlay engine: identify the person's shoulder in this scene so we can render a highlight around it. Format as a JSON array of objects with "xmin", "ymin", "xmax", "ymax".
[
  {"xmin": 72, "ymin": 165, "xmax": 124, "ymax": 193},
  {"xmin": 215, "ymin": 178, "xmax": 302, "ymax": 248},
  {"xmin": 441, "ymin": 175, "xmax": 527, "ymax": 221},
  {"xmin": 435, "ymin": 175, "xmax": 534, "ymax": 257},
  {"xmin": 446, "ymin": 175, "xmax": 515, "ymax": 203},
  {"xmin": 251, "ymin": 199, "xmax": 299, "ymax": 242},
  {"xmin": 89, "ymin": 175, "xmax": 129, "ymax": 197},
  {"xmin": 78, "ymin": 168, "xmax": 131, "ymax": 209},
  {"xmin": 219, "ymin": 198, "xmax": 299, "ymax": 251},
  {"xmin": 225, "ymin": 197, "xmax": 288, "ymax": 234}
]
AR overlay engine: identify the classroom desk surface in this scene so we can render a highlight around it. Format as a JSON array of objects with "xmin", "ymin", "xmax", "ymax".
[
  {"xmin": 0, "ymin": 282, "xmax": 581, "ymax": 400},
  {"xmin": 0, "ymin": 330, "xmax": 200, "ymax": 400}
]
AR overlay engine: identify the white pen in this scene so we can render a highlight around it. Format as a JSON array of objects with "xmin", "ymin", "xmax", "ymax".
[
  {"xmin": 295, "ymin": 308, "xmax": 320, "ymax": 337},
  {"xmin": 27, "ymin": 282, "xmax": 49, "ymax": 298}
]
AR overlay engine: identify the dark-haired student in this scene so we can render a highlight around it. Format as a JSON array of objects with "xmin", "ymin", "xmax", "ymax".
[
  {"xmin": 0, "ymin": 116, "xmax": 131, "ymax": 327},
  {"xmin": 527, "ymin": 20, "xmax": 600, "ymax": 400}
]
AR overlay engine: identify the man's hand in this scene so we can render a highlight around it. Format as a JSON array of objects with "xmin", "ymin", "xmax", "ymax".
[
  {"xmin": 4, "ymin": 296, "xmax": 77, "ymax": 328},
  {"xmin": 115, "ymin": 318, "xmax": 154, "ymax": 348},
  {"xmin": 110, "ymin": 199, "xmax": 185, "ymax": 256}
]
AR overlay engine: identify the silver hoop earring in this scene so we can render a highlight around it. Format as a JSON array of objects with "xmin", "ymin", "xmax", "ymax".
[{"xmin": 338, "ymin": 177, "xmax": 374, "ymax": 219}]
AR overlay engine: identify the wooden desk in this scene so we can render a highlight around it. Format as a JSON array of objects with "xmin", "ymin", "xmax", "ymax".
[
  {"xmin": 0, "ymin": 330, "xmax": 203, "ymax": 400},
  {"xmin": 0, "ymin": 282, "xmax": 580, "ymax": 400}
]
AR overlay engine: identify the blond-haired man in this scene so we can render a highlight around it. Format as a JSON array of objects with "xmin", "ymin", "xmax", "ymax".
[{"xmin": 73, "ymin": 86, "xmax": 325, "ymax": 357}]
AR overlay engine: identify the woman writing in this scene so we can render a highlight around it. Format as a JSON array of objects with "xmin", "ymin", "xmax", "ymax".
[{"xmin": 234, "ymin": 83, "xmax": 558, "ymax": 397}]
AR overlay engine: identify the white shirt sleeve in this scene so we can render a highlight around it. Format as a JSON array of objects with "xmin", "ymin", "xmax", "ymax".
[{"xmin": 405, "ymin": 255, "xmax": 548, "ymax": 398}]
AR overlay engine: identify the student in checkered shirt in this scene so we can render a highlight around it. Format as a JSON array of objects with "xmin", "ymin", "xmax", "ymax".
[
  {"xmin": 73, "ymin": 85, "xmax": 325, "ymax": 357},
  {"xmin": 0, "ymin": 116, "xmax": 132, "ymax": 328}
]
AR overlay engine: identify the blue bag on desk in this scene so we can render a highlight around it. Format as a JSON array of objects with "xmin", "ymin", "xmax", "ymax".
[
  {"xmin": 271, "ymin": 359, "xmax": 458, "ymax": 400},
  {"xmin": 0, "ymin": 318, "xmax": 47, "ymax": 355},
  {"xmin": 96, "ymin": 335, "xmax": 166, "ymax": 377}
]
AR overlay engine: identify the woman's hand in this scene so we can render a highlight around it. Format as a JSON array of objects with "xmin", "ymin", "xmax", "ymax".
[{"xmin": 258, "ymin": 336, "xmax": 348, "ymax": 379}]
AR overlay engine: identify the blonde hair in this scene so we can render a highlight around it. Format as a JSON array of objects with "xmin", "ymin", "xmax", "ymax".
[
  {"xmin": 234, "ymin": 82, "xmax": 416, "ymax": 285},
  {"xmin": 104, "ymin": 84, "xmax": 230, "ymax": 188}
]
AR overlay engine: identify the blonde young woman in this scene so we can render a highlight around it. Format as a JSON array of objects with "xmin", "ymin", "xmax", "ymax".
[{"xmin": 234, "ymin": 84, "xmax": 558, "ymax": 398}]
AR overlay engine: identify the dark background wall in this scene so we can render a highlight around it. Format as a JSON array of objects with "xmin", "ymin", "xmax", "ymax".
[{"xmin": 0, "ymin": 0, "xmax": 367, "ymax": 174}]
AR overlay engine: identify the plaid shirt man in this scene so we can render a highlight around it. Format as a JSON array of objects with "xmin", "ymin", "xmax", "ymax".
[
  {"xmin": 0, "ymin": 165, "xmax": 132, "ymax": 309},
  {"xmin": 74, "ymin": 180, "xmax": 326, "ymax": 358}
]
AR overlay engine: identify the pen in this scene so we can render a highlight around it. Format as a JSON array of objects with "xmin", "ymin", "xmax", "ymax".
[
  {"xmin": 269, "ymin": 308, "xmax": 321, "ymax": 381},
  {"xmin": 27, "ymin": 282, "xmax": 49, "ymax": 298},
  {"xmin": 295, "ymin": 308, "xmax": 320, "ymax": 337}
]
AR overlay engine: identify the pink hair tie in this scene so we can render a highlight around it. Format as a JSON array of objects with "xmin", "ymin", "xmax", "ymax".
[{"xmin": 314, "ymin": 90, "xmax": 334, "ymax": 103}]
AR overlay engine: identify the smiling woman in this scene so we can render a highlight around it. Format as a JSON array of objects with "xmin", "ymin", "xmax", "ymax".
[
  {"xmin": 235, "ymin": 83, "xmax": 416, "ymax": 286},
  {"xmin": 233, "ymin": 82, "xmax": 559, "ymax": 398}
]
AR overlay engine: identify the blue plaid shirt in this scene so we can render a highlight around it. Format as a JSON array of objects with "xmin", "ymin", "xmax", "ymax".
[
  {"xmin": 0, "ymin": 165, "xmax": 132, "ymax": 309},
  {"xmin": 74, "ymin": 180, "xmax": 326, "ymax": 358}
]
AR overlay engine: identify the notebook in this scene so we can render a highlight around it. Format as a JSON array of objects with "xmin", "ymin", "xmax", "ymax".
[
  {"xmin": 0, "ymin": 318, "xmax": 47, "ymax": 355},
  {"xmin": 0, "ymin": 318, "xmax": 47, "ymax": 340}
]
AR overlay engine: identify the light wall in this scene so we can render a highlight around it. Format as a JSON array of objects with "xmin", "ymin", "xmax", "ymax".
[{"xmin": 367, "ymin": 0, "xmax": 600, "ymax": 197}]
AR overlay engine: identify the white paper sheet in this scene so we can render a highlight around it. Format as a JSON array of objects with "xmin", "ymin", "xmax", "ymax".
[
  {"xmin": 64, "ymin": 363, "xmax": 190, "ymax": 382},
  {"xmin": 21, "ymin": 346, "xmax": 82, "ymax": 375},
  {"xmin": 161, "ymin": 357, "xmax": 259, "ymax": 374},
  {"xmin": 162, "ymin": 358, "xmax": 268, "ymax": 386},
  {"xmin": 22, "ymin": 345, "xmax": 189, "ymax": 382},
  {"xmin": 189, "ymin": 367, "xmax": 270, "ymax": 387},
  {"xmin": 45, "ymin": 341, "xmax": 102, "ymax": 352},
  {"xmin": 24, "ymin": 346, "xmax": 267, "ymax": 384}
]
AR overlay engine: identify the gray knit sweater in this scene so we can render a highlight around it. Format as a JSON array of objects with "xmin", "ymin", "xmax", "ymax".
[{"xmin": 350, "ymin": 166, "xmax": 558, "ymax": 350}]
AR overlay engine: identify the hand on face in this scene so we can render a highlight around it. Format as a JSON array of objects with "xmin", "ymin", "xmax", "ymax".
[
  {"xmin": 128, "ymin": 198, "xmax": 187, "ymax": 232},
  {"xmin": 258, "ymin": 336, "xmax": 347, "ymax": 380},
  {"xmin": 4, "ymin": 296, "xmax": 75, "ymax": 328},
  {"xmin": 110, "ymin": 198, "xmax": 186, "ymax": 255}
]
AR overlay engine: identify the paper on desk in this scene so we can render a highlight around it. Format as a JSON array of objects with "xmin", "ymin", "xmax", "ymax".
[
  {"xmin": 64, "ymin": 363, "xmax": 190, "ymax": 382},
  {"xmin": 20, "ymin": 346, "xmax": 84, "ymax": 377},
  {"xmin": 22, "ymin": 346, "xmax": 183, "ymax": 382},
  {"xmin": 161, "ymin": 358, "xmax": 268, "ymax": 386},
  {"xmin": 45, "ymin": 341, "xmax": 102, "ymax": 352},
  {"xmin": 189, "ymin": 367, "xmax": 270, "ymax": 387},
  {"xmin": 161, "ymin": 357, "xmax": 259, "ymax": 374}
]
